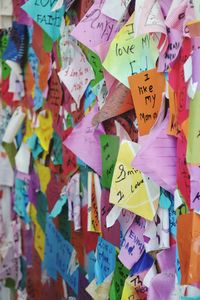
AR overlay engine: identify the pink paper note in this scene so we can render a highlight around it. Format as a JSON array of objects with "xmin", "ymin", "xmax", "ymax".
[
  {"xmin": 71, "ymin": 0, "xmax": 118, "ymax": 55},
  {"xmin": 132, "ymin": 114, "xmax": 177, "ymax": 194},
  {"xmin": 134, "ymin": 0, "xmax": 167, "ymax": 53},
  {"xmin": 118, "ymin": 216, "xmax": 145, "ymax": 270},
  {"xmin": 158, "ymin": 28, "xmax": 183, "ymax": 72},
  {"xmin": 63, "ymin": 104, "xmax": 105, "ymax": 175},
  {"xmin": 189, "ymin": 166, "xmax": 200, "ymax": 210}
]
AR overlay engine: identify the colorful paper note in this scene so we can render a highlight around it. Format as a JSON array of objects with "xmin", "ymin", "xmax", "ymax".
[
  {"xmin": 103, "ymin": 14, "xmax": 158, "ymax": 87},
  {"xmin": 71, "ymin": 0, "xmax": 118, "ymax": 54},
  {"xmin": 128, "ymin": 68, "xmax": 166, "ymax": 136},
  {"xmin": 100, "ymin": 134, "xmax": 120, "ymax": 189},
  {"xmin": 58, "ymin": 46, "xmax": 95, "ymax": 108},
  {"xmin": 177, "ymin": 212, "xmax": 200, "ymax": 285},
  {"xmin": 109, "ymin": 140, "xmax": 159, "ymax": 221},
  {"xmin": 95, "ymin": 236, "xmax": 116, "ymax": 285},
  {"xmin": 118, "ymin": 216, "xmax": 145, "ymax": 269},
  {"xmin": 186, "ymin": 91, "xmax": 200, "ymax": 164},
  {"xmin": 21, "ymin": 0, "xmax": 65, "ymax": 41},
  {"xmin": 132, "ymin": 114, "xmax": 177, "ymax": 194},
  {"xmin": 63, "ymin": 104, "xmax": 105, "ymax": 175}
]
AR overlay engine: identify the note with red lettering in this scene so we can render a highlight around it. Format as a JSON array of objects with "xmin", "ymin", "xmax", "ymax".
[{"xmin": 58, "ymin": 46, "xmax": 94, "ymax": 108}]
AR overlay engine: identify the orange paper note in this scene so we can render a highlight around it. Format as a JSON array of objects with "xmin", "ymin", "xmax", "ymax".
[
  {"xmin": 177, "ymin": 211, "xmax": 200, "ymax": 285},
  {"xmin": 167, "ymin": 85, "xmax": 179, "ymax": 137},
  {"xmin": 128, "ymin": 68, "xmax": 165, "ymax": 136}
]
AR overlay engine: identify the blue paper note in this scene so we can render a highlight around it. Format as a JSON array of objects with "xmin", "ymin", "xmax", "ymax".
[
  {"xmin": 14, "ymin": 178, "xmax": 30, "ymax": 224},
  {"xmin": 175, "ymin": 246, "xmax": 181, "ymax": 284},
  {"xmin": 159, "ymin": 188, "xmax": 172, "ymax": 209},
  {"xmin": 27, "ymin": 134, "xmax": 43, "ymax": 159},
  {"xmin": 22, "ymin": 0, "xmax": 65, "ymax": 42},
  {"xmin": 43, "ymin": 216, "xmax": 57, "ymax": 280},
  {"xmin": 87, "ymin": 251, "xmax": 96, "ymax": 283},
  {"xmin": 95, "ymin": 236, "xmax": 116, "ymax": 285},
  {"xmin": 50, "ymin": 195, "xmax": 67, "ymax": 218},
  {"xmin": 130, "ymin": 251, "xmax": 154, "ymax": 276},
  {"xmin": 43, "ymin": 216, "xmax": 79, "ymax": 294},
  {"xmin": 28, "ymin": 46, "xmax": 44, "ymax": 110},
  {"xmin": 3, "ymin": 22, "xmax": 27, "ymax": 64},
  {"xmin": 84, "ymin": 85, "xmax": 96, "ymax": 112},
  {"xmin": 169, "ymin": 195, "xmax": 176, "ymax": 236}
]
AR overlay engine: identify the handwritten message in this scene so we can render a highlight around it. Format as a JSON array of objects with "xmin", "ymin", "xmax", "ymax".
[
  {"xmin": 58, "ymin": 46, "xmax": 94, "ymax": 108},
  {"xmin": 118, "ymin": 216, "xmax": 145, "ymax": 269},
  {"xmin": 109, "ymin": 141, "xmax": 159, "ymax": 221},
  {"xmin": 95, "ymin": 236, "xmax": 116, "ymax": 285},
  {"xmin": 103, "ymin": 14, "xmax": 158, "ymax": 87},
  {"xmin": 71, "ymin": 0, "xmax": 118, "ymax": 54},
  {"xmin": 21, "ymin": 0, "xmax": 65, "ymax": 41},
  {"xmin": 100, "ymin": 134, "xmax": 120, "ymax": 189},
  {"xmin": 128, "ymin": 68, "xmax": 165, "ymax": 136}
]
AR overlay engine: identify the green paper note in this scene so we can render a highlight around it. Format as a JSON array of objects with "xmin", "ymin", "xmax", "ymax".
[
  {"xmin": 109, "ymin": 256, "xmax": 129, "ymax": 300},
  {"xmin": 100, "ymin": 134, "xmax": 120, "ymax": 189},
  {"xmin": 187, "ymin": 91, "xmax": 200, "ymax": 164},
  {"xmin": 103, "ymin": 15, "xmax": 158, "ymax": 87}
]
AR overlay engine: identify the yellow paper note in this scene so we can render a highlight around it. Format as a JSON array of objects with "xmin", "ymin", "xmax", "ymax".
[
  {"xmin": 121, "ymin": 279, "xmax": 138, "ymax": 300},
  {"xmin": 23, "ymin": 112, "xmax": 33, "ymax": 143},
  {"xmin": 34, "ymin": 222, "xmax": 45, "ymax": 261},
  {"xmin": 167, "ymin": 85, "xmax": 179, "ymax": 137},
  {"xmin": 29, "ymin": 203, "xmax": 37, "ymax": 224},
  {"xmin": 86, "ymin": 273, "xmax": 113, "ymax": 300},
  {"xmin": 87, "ymin": 172, "xmax": 101, "ymax": 233},
  {"xmin": 35, "ymin": 110, "xmax": 53, "ymax": 151},
  {"xmin": 103, "ymin": 14, "xmax": 158, "ymax": 87},
  {"xmin": 35, "ymin": 160, "xmax": 51, "ymax": 193},
  {"xmin": 109, "ymin": 141, "xmax": 159, "ymax": 220}
]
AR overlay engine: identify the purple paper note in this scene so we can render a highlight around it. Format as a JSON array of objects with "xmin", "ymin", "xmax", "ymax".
[
  {"xmin": 157, "ymin": 245, "xmax": 176, "ymax": 272},
  {"xmin": 132, "ymin": 114, "xmax": 177, "ymax": 194},
  {"xmin": 118, "ymin": 216, "xmax": 145, "ymax": 270},
  {"xmin": 63, "ymin": 104, "xmax": 105, "ymax": 175},
  {"xmin": 192, "ymin": 49, "xmax": 200, "ymax": 91},
  {"xmin": 118, "ymin": 208, "xmax": 135, "ymax": 236},
  {"xmin": 71, "ymin": 0, "xmax": 118, "ymax": 55},
  {"xmin": 147, "ymin": 270, "xmax": 175, "ymax": 300},
  {"xmin": 158, "ymin": 28, "xmax": 183, "ymax": 72},
  {"xmin": 189, "ymin": 166, "xmax": 200, "ymax": 210}
]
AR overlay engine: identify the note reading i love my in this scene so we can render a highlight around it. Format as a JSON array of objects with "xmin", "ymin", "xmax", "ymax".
[{"xmin": 128, "ymin": 68, "xmax": 165, "ymax": 136}]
